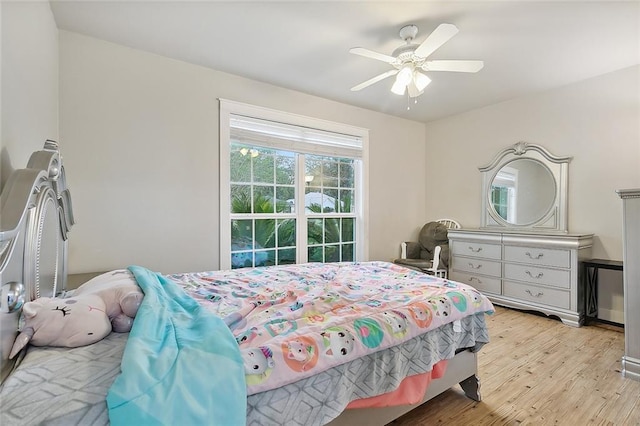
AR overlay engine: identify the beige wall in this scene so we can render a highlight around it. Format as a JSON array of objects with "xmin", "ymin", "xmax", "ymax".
[
  {"xmin": 4, "ymin": 13, "xmax": 635, "ymax": 320},
  {"xmin": 0, "ymin": 1, "xmax": 58, "ymax": 189},
  {"xmin": 59, "ymin": 31, "xmax": 427, "ymax": 274},
  {"xmin": 424, "ymin": 65, "xmax": 640, "ymax": 322},
  {"xmin": 424, "ymin": 65, "xmax": 639, "ymax": 259}
]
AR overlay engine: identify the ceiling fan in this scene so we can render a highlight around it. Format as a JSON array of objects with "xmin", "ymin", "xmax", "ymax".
[{"xmin": 350, "ymin": 24, "xmax": 484, "ymax": 98}]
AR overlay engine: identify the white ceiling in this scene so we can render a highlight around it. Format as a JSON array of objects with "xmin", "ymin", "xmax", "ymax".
[{"xmin": 49, "ymin": 1, "xmax": 640, "ymax": 123}]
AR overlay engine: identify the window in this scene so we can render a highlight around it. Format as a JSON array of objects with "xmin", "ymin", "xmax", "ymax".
[
  {"xmin": 219, "ymin": 100, "xmax": 369, "ymax": 270},
  {"xmin": 491, "ymin": 167, "xmax": 517, "ymax": 222}
]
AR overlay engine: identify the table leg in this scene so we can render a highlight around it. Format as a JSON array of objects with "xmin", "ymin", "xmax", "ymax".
[{"xmin": 585, "ymin": 266, "xmax": 599, "ymax": 320}]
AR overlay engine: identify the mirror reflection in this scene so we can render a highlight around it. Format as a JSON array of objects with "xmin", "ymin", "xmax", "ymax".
[{"xmin": 490, "ymin": 158, "xmax": 556, "ymax": 225}]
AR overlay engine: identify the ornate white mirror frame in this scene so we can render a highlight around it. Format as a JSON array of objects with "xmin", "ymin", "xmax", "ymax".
[{"xmin": 479, "ymin": 141, "xmax": 572, "ymax": 232}]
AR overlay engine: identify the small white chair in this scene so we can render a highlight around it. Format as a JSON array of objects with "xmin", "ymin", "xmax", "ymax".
[
  {"xmin": 436, "ymin": 218, "xmax": 461, "ymax": 230},
  {"xmin": 430, "ymin": 219, "xmax": 461, "ymax": 278},
  {"xmin": 424, "ymin": 245, "xmax": 446, "ymax": 278}
]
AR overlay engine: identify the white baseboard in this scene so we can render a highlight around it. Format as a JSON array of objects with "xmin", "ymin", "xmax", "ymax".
[
  {"xmin": 622, "ymin": 356, "xmax": 640, "ymax": 381},
  {"xmin": 597, "ymin": 307, "xmax": 624, "ymax": 324}
]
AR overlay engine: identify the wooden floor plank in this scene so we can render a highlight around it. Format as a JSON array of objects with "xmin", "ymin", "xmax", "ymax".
[{"xmin": 390, "ymin": 306, "xmax": 640, "ymax": 425}]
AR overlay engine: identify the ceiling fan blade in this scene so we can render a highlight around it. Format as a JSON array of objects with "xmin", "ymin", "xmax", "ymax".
[
  {"xmin": 349, "ymin": 47, "xmax": 396, "ymax": 64},
  {"xmin": 351, "ymin": 69, "xmax": 398, "ymax": 91},
  {"xmin": 414, "ymin": 23, "xmax": 459, "ymax": 59},
  {"xmin": 422, "ymin": 60, "xmax": 484, "ymax": 72}
]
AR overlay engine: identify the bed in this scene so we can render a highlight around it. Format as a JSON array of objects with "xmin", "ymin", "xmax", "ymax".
[{"xmin": 0, "ymin": 142, "xmax": 494, "ymax": 425}]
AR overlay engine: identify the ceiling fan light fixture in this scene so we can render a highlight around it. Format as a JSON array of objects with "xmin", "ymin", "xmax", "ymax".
[
  {"xmin": 413, "ymin": 71, "xmax": 431, "ymax": 91},
  {"xmin": 391, "ymin": 65, "xmax": 412, "ymax": 95},
  {"xmin": 407, "ymin": 81, "xmax": 423, "ymax": 98},
  {"xmin": 396, "ymin": 65, "xmax": 413, "ymax": 85},
  {"xmin": 391, "ymin": 79, "xmax": 406, "ymax": 95}
]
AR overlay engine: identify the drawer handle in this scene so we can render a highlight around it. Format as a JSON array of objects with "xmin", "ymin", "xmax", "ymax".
[
  {"xmin": 526, "ymin": 289, "xmax": 544, "ymax": 298},
  {"xmin": 525, "ymin": 270, "xmax": 544, "ymax": 279},
  {"xmin": 468, "ymin": 263, "xmax": 483, "ymax": 270},
  {"xmin": 525, "ymin": 251, "xmax": 544, "ymax": 260},
  {"xmin": 468, "ymin": 246, "xmax": 483, "ymax": 253},
  {"xmin": 468, "ymin": 276, "xmax": 482, "ymax": 284}
]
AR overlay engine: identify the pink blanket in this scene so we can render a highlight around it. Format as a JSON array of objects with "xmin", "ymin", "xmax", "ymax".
[{"xmin": 346, "ymin": 359, "xmax": 448, "ymax": 408}]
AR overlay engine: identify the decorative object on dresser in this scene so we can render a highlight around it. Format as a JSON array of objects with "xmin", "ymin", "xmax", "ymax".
[
  {"xmin": 449, "ymin": 142, "xmax": 594, "ymax": 327},
  {"xmin": 479, "ymin": 141, "xmax": 570, "ymax": 232},
  {"xmin": 617, "ymin": 188, "xmax": 640, "ymax": 381}
]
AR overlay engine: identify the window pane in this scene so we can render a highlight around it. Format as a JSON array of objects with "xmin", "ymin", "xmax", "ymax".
[
  {"xmin": 308, "ymin": 218, "xmax": 323, "ymax": 244},
  {"xmin": 253, "ymin": 151, "xmax": 275, "ymax": 184},
  {"xmin": 341, "ymin": 218, "xmax": 354, "ymax": 242},
  {"xmin": 342, "ymin": 244, "xmax": 354, "ymax": 262},
  {"xmin": 276, "ymin": 186, "xmax": 295, "ymax": 213},
  {"xmin": 324, "ymin": 189, "xmax": 338, "ymax": 213},
  {"xmin": 230, "ymin": 144, "xmax": 252, "ymax": 182},
  {"xmin": 324, "ymin": 245, "xmax": 340, "ymax": 262},
  {"xmin": 324, "ymin": 218, "xmax": 340, "ymax": 244},
  {"xmin": 278, "ymin": 248, "xmax": 296, "ymax": 265},
  {"xmin": 305, "ymin": 187, "xmax": 324, "ymax": 214},
  {"xmin": 230, "ymin": 185, "xmax": 251, "ymax": 213},
  {"xmin": 308, "ymin": 246, "xmax": 323, "ymax": 262},
  {"xmin": 255, "ymin": 219, "xmax": 275, "ymax": 249},
  {"xmin": 231, "ymin": 219, "xmax": 253, "ymax": 250},
  {"xmin": 302, "ymin": 154, "xmax": 357, "ymax": 264},
  {"xmin": 322, "ymin": 160, "xmax": 339, "ymax": 187},
  {"xmin": 339, "ymin": 161, "xmax": 354, "ymax": 188},
  {"xmin": 339, "ymin": 189, "xmax": 353, "ymax": 213},
  {"xmin": 255, "ymin": 250, "xmax": 275, "ymax": 267},
  {"xmin": 277, "ymin": 219, "xmax": 296, "ymax": 247},
  {"xmin": 275, "ymin": 152, "xmax": 295, "ymax": 185},
  {"xmin": 306, "ymin": 156, "xmax": 322, "ymax": 178},
  {"xmin": 253, "ymin": 186, "xmax": 275, "ymax": 213},
  {"xmin": 231, "ymin": 251, "xmax": 253, "ymax": 269}
]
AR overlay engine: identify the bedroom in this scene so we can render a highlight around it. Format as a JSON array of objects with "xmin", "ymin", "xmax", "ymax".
[{"xmin": 1, "ymin": 0, "xmax": 639, "ymax": 424}]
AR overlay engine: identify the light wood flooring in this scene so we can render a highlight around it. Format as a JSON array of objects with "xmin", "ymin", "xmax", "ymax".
[{"xmin": 391, "ymin": 306, "xmax": 640, "ymax": 425}]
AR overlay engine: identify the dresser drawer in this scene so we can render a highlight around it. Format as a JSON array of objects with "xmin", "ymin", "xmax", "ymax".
[
  {"xmin": 450, "ymin": 271, "xmax": 501, "ymax": 294},
  {"xmin": 452, "ymin": 257, "xmax": 502, "ymax": 277},
  {"xmin": 451, "ymin": 241, "xmax": 501, "ymax": 260},
  {"xmin": 503, "ymin": 281, "xmax": 570, "ymax": 309},
  {"xmin": 503, "ymin": 245, "xmax": 570, "ymax": 268},
  {"xmin": 504, "ymin": 263, "xmax": 570, "ymax": 289}
]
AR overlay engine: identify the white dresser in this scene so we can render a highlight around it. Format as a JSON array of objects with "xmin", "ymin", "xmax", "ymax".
[{"xmin": 448, "ymin": 229, "xmax": 593, "ymax": 327}]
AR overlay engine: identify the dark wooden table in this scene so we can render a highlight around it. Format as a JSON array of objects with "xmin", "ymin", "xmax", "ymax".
[{"xmin": 582, "ymin": 258, "xmax": 623, "ymax": 324}]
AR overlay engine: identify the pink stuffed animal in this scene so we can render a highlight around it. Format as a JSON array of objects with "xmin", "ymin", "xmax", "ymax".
[{"xmin": 10, "ymin": 270, "xmax": 143, "ymax": 358}]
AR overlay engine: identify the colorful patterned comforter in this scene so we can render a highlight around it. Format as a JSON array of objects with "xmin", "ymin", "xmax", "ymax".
[{"xmin": 168, "ymin": 261, "xmax": 494, "ymax": 396}]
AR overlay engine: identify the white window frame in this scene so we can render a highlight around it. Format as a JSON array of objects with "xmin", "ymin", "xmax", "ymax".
[{"xmin": 219, "ymin": 99, "xmax": 369, "ymax": 270}]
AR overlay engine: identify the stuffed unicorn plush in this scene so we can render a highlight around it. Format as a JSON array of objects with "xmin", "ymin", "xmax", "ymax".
[{"xmin": 9, "ymin": 270, "xmax": 144, "ymax": 358}]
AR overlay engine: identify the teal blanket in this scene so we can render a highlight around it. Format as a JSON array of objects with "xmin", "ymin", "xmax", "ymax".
[{"xmin": 107, "ymin": 266, "xmax": 246, "ymax": 425}]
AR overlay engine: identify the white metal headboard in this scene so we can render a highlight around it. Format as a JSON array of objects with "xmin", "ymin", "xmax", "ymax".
[{"xmin": 0, "ymin": 140, "xmax": 74, "ymax": 382}]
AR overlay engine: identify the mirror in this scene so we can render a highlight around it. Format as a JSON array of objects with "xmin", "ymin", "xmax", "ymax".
[
  {"xmin": 490, "ymin": 158, "xmax": 555, "ymax": 225},
  {"xmin": 480, "ymin": 142, "xmax": 571, "ymax": 232}
]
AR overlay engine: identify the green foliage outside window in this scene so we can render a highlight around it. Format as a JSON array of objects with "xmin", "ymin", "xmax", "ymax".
[{"xmin": 230, "ymin": 143, "xmax": 356, "ymax": 268}]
